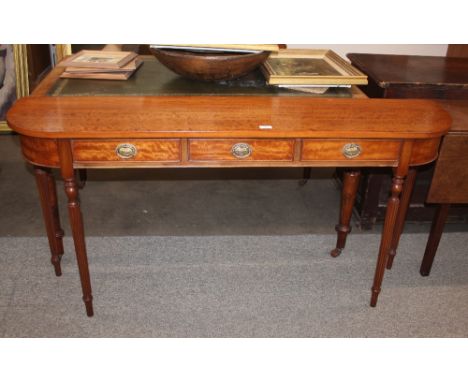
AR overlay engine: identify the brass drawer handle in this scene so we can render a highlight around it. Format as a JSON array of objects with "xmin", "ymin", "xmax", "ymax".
[
  {"xmin": 342, "ymin": 143, "xmax": 362, "ymax": 159},
  {"xmin": 116, "ymin": 143, "xmax": 138, "ymax": 159},
  {"xmin": 232, "ymin": 143, "xmax": 252, "ymax": 159}
]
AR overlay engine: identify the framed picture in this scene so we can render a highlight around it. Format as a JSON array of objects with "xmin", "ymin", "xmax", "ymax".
[
  {"xmin": 261, "ymin": 49, "xmax": 368, "ymax": 86},
  {"xmin": 54, "ymin": 44, "xmax": 72, "ymax": 64},
  {"xmin": 58, "ymin": 50, "xmax": 138, "ymax": 69},
  {"xmin": 0, "ymin": 44, "xmax": 29, "ymax": 132},
  {"xmin": 54, "ymin": 44, "xmax": 143, "ymax": 64}
]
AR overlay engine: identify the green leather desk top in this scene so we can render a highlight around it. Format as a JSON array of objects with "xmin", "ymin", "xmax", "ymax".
[{"xmin": 48, "ymin": 56, "xmax": 353, "ymax": 98}]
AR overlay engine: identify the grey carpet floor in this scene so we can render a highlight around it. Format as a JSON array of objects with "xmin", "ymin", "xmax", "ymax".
[{"xmin": 0, "ymin": 233, "xmax": 467, "ymax": 337}]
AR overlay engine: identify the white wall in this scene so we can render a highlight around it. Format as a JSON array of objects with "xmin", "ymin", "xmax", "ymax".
[{"xmin": 289, "ymin": 44, "xmax": 448, "ymax": 59}]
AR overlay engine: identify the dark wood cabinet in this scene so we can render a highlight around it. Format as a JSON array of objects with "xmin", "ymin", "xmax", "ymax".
[
  {"xmin": 420, "ymin": 100, "xmax": 468, "ymax": 275},
  {"xmin": 347, "ymin": 52, "xmax": 468, "ymax": 229}
]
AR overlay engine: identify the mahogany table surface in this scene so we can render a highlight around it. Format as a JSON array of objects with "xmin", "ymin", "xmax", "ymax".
[{"xmin": 8, "ymin": 58, "xmax": 450, "ymax": 169}]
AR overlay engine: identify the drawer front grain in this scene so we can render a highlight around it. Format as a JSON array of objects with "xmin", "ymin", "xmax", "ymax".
[
  {"xmin": 189, "ymin": 139, "xmax": 295, "ymax": 162},
  {"xmin": 73, "ymin": 140, "xmax": 181, "ymax": 162},
  {"xmin": 302, "ymin": 140, "xmax": 401, "ymax": 162}
]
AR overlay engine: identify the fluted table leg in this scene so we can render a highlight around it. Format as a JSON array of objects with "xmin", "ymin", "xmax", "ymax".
[
  {"xmin": 387, "ymin": 168, "xmax": 417, "ymax": 270},
  {"xmin": 34, "ymin": 167, "xmax": 65, "ymax": 276},
  {"xmin": 370, "ymin": 174, "xmax": 405, "ymax": 307},
  {"xmin": 58, "ymin": 141, "xmax": 94, "ymax": 317},
  {"xmin": 370, "ymin": 141, "xmax": 412, "ymax": 307},
  {"xmin": 331, "ymin": 169, "xmax": 361, "ymax": 258}
]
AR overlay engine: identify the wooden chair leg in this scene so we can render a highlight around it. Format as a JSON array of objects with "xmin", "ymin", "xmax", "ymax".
[
  {"xmin": 387, "ymin": 168, "xmax": 417, "ymax": 269},
  {"xmin": 34, "ymin": 167, "xmax": 65, "ymax": 277},
  {"xmin": 420, "ymin": 204, "xmax": 450, "ymax": 277},
  {"xmin": 331, "ymin": 169, "xmax": 361, "ymax": 257}
]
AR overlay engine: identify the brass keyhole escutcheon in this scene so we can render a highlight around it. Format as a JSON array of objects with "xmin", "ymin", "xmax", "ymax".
[
  {"xmin": 342, "ymin": 143, "xmax": 362, "ymax": 159},
  {"xmin": 232, "ymin": 143, "xmax": 252, "ymax": 159},
  {"xmin": 116, "ymin": 143, "xmax": 138, "ymax": 159}
]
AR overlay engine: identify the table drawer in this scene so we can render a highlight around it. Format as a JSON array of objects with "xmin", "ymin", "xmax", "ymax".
[
  {"xmin": 302, "ymin": 140, "xmax": 401, "ymax": 162},
  {"xmin": 73, "ymin": 140, "xmax": 181, "ymax": 162},
  {"xmin": 189, "ymin": 139, "xmax": 295, "ymax": 162}
]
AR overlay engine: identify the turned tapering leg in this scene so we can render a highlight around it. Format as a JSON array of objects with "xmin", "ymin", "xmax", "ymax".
[
  {"xmin": 387, "ymin": 168, "xmax": 417, "ymax": 269},
  {"xmin": 58, "ymin": 141, "xmax": 94, "ymax": 317},
  {"xmin": 420, "ymin": 203, "xmax": 450, "ymax": 277},
  {"xmin": 331, "ymin": 169, "xmax": 361, "ymax": 257},
  {"xmin": 370, "ymin": 174, "xmax": 405, "ymax": 307},
  {"xmin": 34, "ymin": 167, "xmax": 65, "ymax": 276}
]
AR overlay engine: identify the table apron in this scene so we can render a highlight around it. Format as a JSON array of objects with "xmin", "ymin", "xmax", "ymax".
[{"xmin": 19, "ymin": 136, "xmax": 441, "ymax": 169}]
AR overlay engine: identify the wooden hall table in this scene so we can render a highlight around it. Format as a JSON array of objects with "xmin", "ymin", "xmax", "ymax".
[{"xmin": 7, "ymin": 58, "xmax": 451, "ymax": 316}]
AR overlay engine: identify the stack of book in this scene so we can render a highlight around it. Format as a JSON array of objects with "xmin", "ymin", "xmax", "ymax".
[
  {"xmin": 58, "ymin": 50, "xmax": 143, "ymax": 80},
  {"xmin": 261, "ymin": 49, "xmax": 368, "ymax": 94}
]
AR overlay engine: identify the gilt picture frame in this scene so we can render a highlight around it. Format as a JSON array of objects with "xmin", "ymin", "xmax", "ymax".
[
  {"xmin": 0, "ymin": 44, "xmax": 29, "ymax": 132},
  {"xmin": 54, "ymin": 44, "xmax": 72, "ymax": 64},
  {"xmin": 261, "ymin": 49, "xmax": 368, "ymax": 86}
]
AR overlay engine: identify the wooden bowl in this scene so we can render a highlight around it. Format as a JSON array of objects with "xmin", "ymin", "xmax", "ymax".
[{"xmin": 150, "ymin": 48, "xmax": 271, "ymax": 82}]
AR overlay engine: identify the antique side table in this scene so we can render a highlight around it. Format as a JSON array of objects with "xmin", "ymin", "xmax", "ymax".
[
  {"xmin": 6, "ymin": 57, "xmax": 450, "ymax": 316},
  {"xmin": 346, "ymin": 53, "xmax": 468, "ymax": 229}
]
